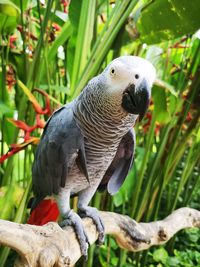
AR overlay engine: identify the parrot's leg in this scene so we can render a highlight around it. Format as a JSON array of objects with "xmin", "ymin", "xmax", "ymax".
[
  {"xmin": 78, "ymin": 186, "xmax": 105, "ymax": 245},
  {"xmin": 56, "ymin": 189, "xmax": 89, "ymax": 259}
]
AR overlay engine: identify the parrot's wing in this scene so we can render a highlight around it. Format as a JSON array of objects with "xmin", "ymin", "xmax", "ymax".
[
  {"xmin": 32, "ymin": 104, "xmax": 88, "ymax": 201},
  {"xmin": 99, "ymin": 128, "xmax": 135, "ymax": 195}
]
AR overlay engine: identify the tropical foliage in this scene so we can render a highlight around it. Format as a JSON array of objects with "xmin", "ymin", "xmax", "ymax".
[{"xmin": 0, "ymin": 0, "xmax": 199, "ymax": 266}]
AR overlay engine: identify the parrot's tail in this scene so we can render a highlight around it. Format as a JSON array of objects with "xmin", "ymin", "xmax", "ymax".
[{"xmin": 27, "ymin": 198, "xmax": 60, "ymax": 226}]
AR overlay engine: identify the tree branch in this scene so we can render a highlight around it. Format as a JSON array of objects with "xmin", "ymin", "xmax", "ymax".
[{"xmin": 0, "ymin": 207, "xmax": 199, "ymax": 267}]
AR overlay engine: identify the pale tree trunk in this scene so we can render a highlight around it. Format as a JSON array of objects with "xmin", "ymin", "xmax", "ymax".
[{"xmin": 0, "ymin": 207, "xmax": 199, "ymax": 267}]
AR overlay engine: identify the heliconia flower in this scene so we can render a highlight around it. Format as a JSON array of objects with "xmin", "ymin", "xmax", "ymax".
[
  {"xmin": 7, "ymin": 116, "xmax": 44, "ymax": 144},
  {"xmin": 6, "ymin": 74, "xmax": 16, "ymax": 91},
  {"xmin": 0, "ymin": 82, "xmax": 53, "ymax": 164},
  {"xmin": 33, "ymin": 88, "xmax": 52, "ymax": 115},
  {"xmin": 9, "ymin": 35, "xmax": 17, "ymax": 49},
  {"xmin": 17, "ymin": 25, "xmax": 23, "ymax": 32},
  {"xmin": 0, "ymin": 147, "xmax": 22, "ymax": 164},
  {"xmin": 142, "ymin": 111, "xmax": 161, "ymax": 135},
  {"xmin": 6, "ymin": 65, "xmax": 16, "ymax": 91},
  {"xmin": 29, "ymin": 32, "xmax": 38, "ymax": 41},
  {"xmin": 7, "ymin": 118, "xmax": 35, "ymax": 132},
  {"xmin": 52, "ymin": 23, "xmax": 61, "ymax": 32},
  {"xmin": 182, "ymin": 124, "xmax": 187, "ymax": 130},
  {"xmin": 155, "ymin": 122, "xmax": 161, "ymax": 136},
  {"xmin": 36, "ymin": 114, "xmax": 45, "ymax": 128},
  {"xmin": 172, "ymin": 36, "xmax": 188, "ymax": 48},
  {"xmin": 0, "ymin": 137, "xmax": 39, "ymax": 164},
  {"xmin": 61, "ymin": 0, "xmax": 69, "ymax": 13},
  {"xmin": 186, "ymin": 112, "xmax": 192, "ymax": 122},
  {"xmin": 18, "ymin": 81, "xmax": 48, "ymax": 115},
  {"xmin": 17, "ymin": 25, "xmax": 38, "ymax": 41},
  {"xmin": 10, "ymin": 137, "xmax": 39, "ymax": 149}
]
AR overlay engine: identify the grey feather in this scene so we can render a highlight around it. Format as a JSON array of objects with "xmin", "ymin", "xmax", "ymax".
[
  {"xmin": 32, "ymin": 103, "xmax": 89, "ymax": 209},
  {"xmin": 99, "ymin": 128, "xmax": 135, "ymax": 195}
]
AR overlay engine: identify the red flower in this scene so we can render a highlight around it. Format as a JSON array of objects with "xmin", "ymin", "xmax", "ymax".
[
  {"xmin": 186, "ymin": 112, "xmax": 192, "ymax": 122},
  {"xmin": 61, "ymin": 0, "xmax": 69, "ymax": 13},
  {"xmin": 143, "ymin": 112, "xmax": 152, "ymax": 133},
  {"xmin": 142, "ymin": 112, "xmax": 161, "ymax": 136},
  {"xmin": 9, "ymin": 35, "xmax": 17, "ymax": 49},
  {"xmin": 32, "ymin": 88, "xmax": 51, "ymax": 115},
  {"xmin": 0, "ymin": 88, "xmax": 53, "ymax": 164},
  {"xmin": 0, "ymin": 137, "xmax": 39, "ymax": 164},
  {"xmin": 6, "ymin": 65, "xmax": 16, "ymax": 91},
  {"xmin": 52, "ymin": 23, "xmax": 61, "ymax": 32}
]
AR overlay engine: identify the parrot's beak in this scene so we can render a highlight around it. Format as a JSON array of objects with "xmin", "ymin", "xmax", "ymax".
[{"xmin": 122, "ymin": 79, "xmax": 150, "ymax": 121}]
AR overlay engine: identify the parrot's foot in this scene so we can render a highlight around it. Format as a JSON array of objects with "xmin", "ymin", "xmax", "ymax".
[
  {"xmin": 78, "ymin": 206, "xmax": 105, "ymax": 245},
  {"xmin": 59, "ymin": 210, "xmax": 89, "ymax": 260}
]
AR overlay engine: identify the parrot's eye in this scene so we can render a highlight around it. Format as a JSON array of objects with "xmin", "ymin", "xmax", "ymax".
[
  {"xmin": 135, "ymin": 74, "xmax": 139, "ymax": 79},
  {"xmin": 110, "ymin": 67, "xmax": 116, "ymax": 76}
]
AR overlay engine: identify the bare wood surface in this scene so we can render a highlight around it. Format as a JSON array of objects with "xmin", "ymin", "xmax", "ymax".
[{"xmin": 0, "ymin": 207, "xmax": 199, "ymax": 267}]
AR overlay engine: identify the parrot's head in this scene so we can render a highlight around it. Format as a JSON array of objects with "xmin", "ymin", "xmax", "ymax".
[{"xmin": 95, "ymin": 56, "xmax": 156, "ymax": 121}]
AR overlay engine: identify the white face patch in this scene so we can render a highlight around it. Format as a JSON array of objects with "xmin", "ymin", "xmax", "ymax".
[{"xmin": 105, "ymin": 56, "xmax": 156, "ymax": 95}]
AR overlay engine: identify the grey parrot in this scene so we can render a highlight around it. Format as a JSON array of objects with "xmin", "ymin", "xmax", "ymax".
[{"xmin": 31, "ymin": 56, "xmax": 156, "ymax": 257}]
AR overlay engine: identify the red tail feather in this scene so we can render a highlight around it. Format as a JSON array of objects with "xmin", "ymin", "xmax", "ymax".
[{"xmin": 27, "ymin": 199, "xmax": 60, "ymax": 226}]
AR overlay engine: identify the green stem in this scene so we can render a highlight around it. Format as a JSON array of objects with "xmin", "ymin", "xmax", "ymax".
[
  {"xmin": 137, "ymin": 123, "xmax": 171, "ymax": 221},
  {"xmin": 131, "ymin": 116, "xmax": 156, "ymax": 219},
  {"xmin": 170, "ymin": 140, "xmax": 200, "ymax": 211},
  {"xmin": 27, "ymin": 0, "xmax": 54, "ymax": 89},
  {"xmin": 1, "ymin": 38, "xmax": 6, "ymax": 185},
  {"xmin": 20, "ymin": 0, "xmax": 27, "ymax": 81}
]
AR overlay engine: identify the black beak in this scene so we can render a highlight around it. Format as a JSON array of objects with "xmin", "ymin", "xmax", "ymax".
[{"xmin": 122, "ymin": 79, "xmax": 150, "ymax": 121}]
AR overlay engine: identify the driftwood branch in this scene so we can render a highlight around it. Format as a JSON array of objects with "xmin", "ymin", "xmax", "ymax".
[{"xmin": 0, "ymin": 207, "xmax": 199, "ymax": 267}]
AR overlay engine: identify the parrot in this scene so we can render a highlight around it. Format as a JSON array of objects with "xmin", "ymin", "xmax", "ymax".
[{"xmin": 31, "ymin": 55, "xmax": 156, "ymax": 258}]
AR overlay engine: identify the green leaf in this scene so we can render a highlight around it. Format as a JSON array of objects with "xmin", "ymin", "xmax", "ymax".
[
  {"xmin": 153, "ymin": 247, "xmax": 169, "ymax": 264},
  {"xmin": 11, "ymin": 0, "xmax": 29, "ymax": 10},
  {"xmin": 185, "ymin": 228, "xmax": 200, "ymax": 243},
  {"xmin": 168, "ymin": 94, "xmax": 178, "ymax": 115},
  {"xmin": 68, "ymin": 0, "xmax": 96, "ymax": 93},
  {"xmin": 113, "ymin": 163, "xmax": 138, "ymax": 207},
  {"xmin": 152, "ymin": 85, "xmax": 171, "ymax": 124},
  {"xmin": 4, "ymin": 118, "xmax": 15, "ymax": 144},
  {"xmin": 0, "ymin": 102, "xmax": 13, "ymax": 118},
  {"xmin": 0, "ymin": 0, "xmax": 20, "ymax": 15},
  {"xmin": 67, "ymin": 0, "xmax": 83, "ymax": 80},
  {"xmin": 155, "ymin": 79, "xmax": 178, "ymax": 97},
  {"xmin": 68, "ymin": 0, "xmax": 81, "ymax": 29},
  {"xmin": 111, "ymin": 257, "xmax": 119, "ymax": 266},
  {"xmin": 138, "ymin": 0, "xmax": 200, "ymax": 44},
  {"xmin": 113, "ymin": 191, "xmax": 123, "ymax": 207},
  {"xmin": 0, "ymin": 180, "xmax": 31, "ymax": 266},
  {"xmin": 166, "ymin": 256, "xmax": 180, "ymax": 266},
  {"xmin": 0, "ymin": 185, "xmax": 15, "ymax": 220},
  {"xmin": 0, "ymin": 0, "xmax": 20, "ymax": 34},
  {"xmin": 40, "ymin": 84, "xmax": 68, "ymax": 93}
]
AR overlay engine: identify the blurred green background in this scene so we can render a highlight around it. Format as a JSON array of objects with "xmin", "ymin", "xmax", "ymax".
[{"xmin": 0, "ymin": 0, "xmax": 199, "ymax": 266}]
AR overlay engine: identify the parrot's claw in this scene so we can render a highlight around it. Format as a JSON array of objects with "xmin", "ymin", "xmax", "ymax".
[
  {"xmin": 78, "ymin": 206, "xmax": 105, "ymax": 246},
  {"xmin": 59, "ymin": 210, "xmax": 89, "ymax": 260}
]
